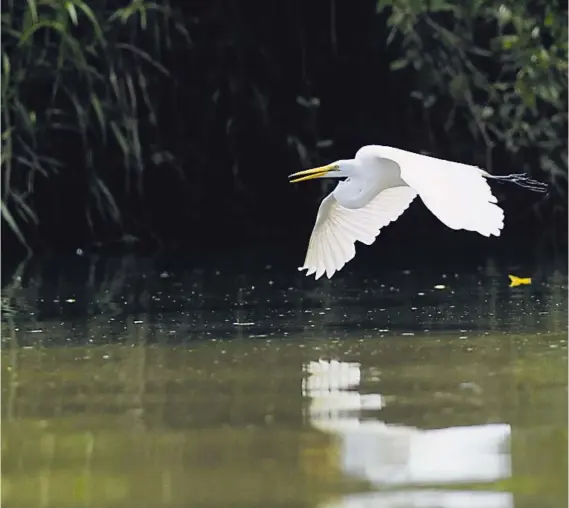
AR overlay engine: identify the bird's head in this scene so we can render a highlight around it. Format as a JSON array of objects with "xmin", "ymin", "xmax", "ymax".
[{"xmin": 288, "ymin": 159, "xmax": 358, "ymax": 183}]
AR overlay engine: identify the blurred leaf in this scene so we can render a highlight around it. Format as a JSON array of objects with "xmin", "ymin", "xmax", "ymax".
[
  {"xmin": 390, "ymin": 58, "xmax": 408, "ymax": 71},
  {"xmin": 110, "ymin": 121, "xmax": 129, "ymax": 157},
  {"xmin": 515, "ymin": 80, "xmax": 536, "ymax": 109},
  {"xmin": 497, "ymin": 5, "xmax": 512, "ymax": 26},
  {"xmin": 18, "ymin": 20, "xmax": 67, "ymax": 46},
  {"xmin": 93, "ymin": 177, "xmax": 121, "ymax": 223},
  {"xmin": 500, "ymin": 35, "xmax": 519, "ymax": 50},
  {"xmin": 1, "ymin": 200, "xmax": 31, "ymax": 252},
  {"xmin": 377, "ymin": 0, "xmax": 394, "ymax": 13},
  {"xmin": 428, "ymin": 0, "xmax": 454, "ymax": 13},
  {"xmin": 64, "ymin": 1, "xmax": 78, "ymax": 25},
  {"xmin": 90, "ymin": 93, "xmax": 107, "ymax": 144}
]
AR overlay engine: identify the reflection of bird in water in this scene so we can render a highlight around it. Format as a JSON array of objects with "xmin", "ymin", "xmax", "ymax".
[
  {"xmin": 289, "ymin": 145, "xmax": 547, "ymax": 279},
  {"xmin": 302, "ymin": 360, "xmax": 374, "ymax": 421},
  {"xmin": 303, "ymin": 359, "xmax": 512, "ymax": 489},
  {"xmin": 302, "ymin": 360, "xmax": 412, "ymax": 483}
]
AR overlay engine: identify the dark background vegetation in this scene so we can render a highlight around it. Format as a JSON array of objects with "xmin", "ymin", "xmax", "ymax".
[{"xmin": 2, "ymin": 0, "xmax": 567, "ymax": 263}]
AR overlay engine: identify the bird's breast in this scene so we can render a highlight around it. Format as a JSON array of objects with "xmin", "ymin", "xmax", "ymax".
[{"xmin": 333, "ymin": 181, "xmax": 375, "ymax": 209}]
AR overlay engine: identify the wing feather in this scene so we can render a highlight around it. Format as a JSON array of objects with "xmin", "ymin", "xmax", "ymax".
[
  {"xmin": 299, "ymin": 186, "xmax": 417, "ymax": 279},
  {"xmin": 392, "ymin": 149, "xmax": 505, "ymax": 237},
  {"xmin": 325, "ymin": 223, "xmax": 345, "ymax": 269}
]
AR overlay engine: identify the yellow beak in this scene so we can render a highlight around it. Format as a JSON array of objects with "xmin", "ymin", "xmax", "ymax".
[{"xmin": 288, "ymin": 163, "xmax": 338, "ymax": 183}]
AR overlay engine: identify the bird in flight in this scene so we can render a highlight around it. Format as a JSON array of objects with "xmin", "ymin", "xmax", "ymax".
[{"xmin": 288, "ymin": 145, "xmax": 547, "ymax": 279}]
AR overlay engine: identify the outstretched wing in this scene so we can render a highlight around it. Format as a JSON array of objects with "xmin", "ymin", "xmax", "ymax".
[
  {"xmin": 393, "ymin": 149, "xmax": 504, "ymax": 237},
  {"xmin": 299, "ymin": 186, "xmax": 417, "ymax": 279}
]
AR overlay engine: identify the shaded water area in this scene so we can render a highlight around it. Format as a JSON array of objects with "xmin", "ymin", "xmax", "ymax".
[{"xmin": 2, "ymin": 252, "xmax": 568, "ymax": 508}]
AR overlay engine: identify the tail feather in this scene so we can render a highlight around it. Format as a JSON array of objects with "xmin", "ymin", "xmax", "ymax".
[{"xmin": 484, "ymin": 172, "xmax": 548, "ymax": 193}]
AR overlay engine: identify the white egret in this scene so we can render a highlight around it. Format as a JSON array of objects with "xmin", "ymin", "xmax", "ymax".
[{"xmin": 289, "ymin": 145, "xmax": 547, "ymax": 279}]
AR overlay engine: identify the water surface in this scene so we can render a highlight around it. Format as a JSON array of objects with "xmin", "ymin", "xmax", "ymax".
[{"xmin": 2, "ymin": 255, "xmax": 567, "ymax": 508}]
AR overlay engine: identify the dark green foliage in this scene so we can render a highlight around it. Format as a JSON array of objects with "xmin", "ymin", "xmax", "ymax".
[
  {"xmin": 377, "ymin": 0, "xmax": 568, "ymax": 193},
  {"xmin": 1, "ymin": 0, "xmax": 189, "ymax": 252}
]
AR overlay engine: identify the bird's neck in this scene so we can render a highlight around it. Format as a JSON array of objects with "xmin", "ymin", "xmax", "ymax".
[{"xmin": 333, "ymin": 177, "xmax": 377, "ymax": 209}]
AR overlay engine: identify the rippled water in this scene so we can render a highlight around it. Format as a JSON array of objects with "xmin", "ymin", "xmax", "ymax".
[{"xmin": 2, "ymin": 254, "xmax": 567, "ymax": 508}]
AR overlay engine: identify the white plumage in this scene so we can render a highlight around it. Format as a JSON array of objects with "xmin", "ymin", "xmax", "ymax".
[
  {"xmin": 288, "ymin": 145, "xmax": 546, "ymax": 279},
  {"xmin": 302, "ymin": 187, "xmax": 417, "ymax": 279}
]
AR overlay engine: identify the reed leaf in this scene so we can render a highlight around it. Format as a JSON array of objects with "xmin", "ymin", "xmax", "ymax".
[{"xmin": 1, "ymin": 200, "xmax": 31, "ymax": 253}]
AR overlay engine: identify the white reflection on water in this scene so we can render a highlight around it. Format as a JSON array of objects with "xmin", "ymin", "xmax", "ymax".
[
  {"xmin": 323, "ymin": 490, "xmax": 513, "ymax": 508},
  {"xmin": 302, "ymin": 360, "xmax": 384, "ymax": 419},
  {"xmin": 302, "ymin": 360, "xmax": 514, "ymax": 508}
]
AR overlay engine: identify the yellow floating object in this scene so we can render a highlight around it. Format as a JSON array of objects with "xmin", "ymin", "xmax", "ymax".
[{"xmin": 508, "ymin": 274, "xmax": 532, "ymax": 287}]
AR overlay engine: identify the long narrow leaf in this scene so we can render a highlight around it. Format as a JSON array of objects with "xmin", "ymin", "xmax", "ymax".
[
  {"xmin": 93, "ymin": 177, "xmax": 121, "ymax": 223},
  {"xmin": 18, "ymin": 20, "xmax": 68, "ymax": 46},
  {"xmin": 72, "ymin": 0, "xmax": 105, "ymax": 45},
  {"xmin": 64, "ymin": 1, "xmax": 78, "ymax": 25},
  {"xmin": 90, "ymin": 93, "xmax": 107, "ymax": 144},
  {"xmin": 116, "ymin": 43, "xmax": 170, "ymax": 76},
  {"xmin": 1, "ymin": 199, "xmax": 31, "ymax": 251},
  {"xmin": 10, "ymin": 192, "xmax": 38, "ymax": 224},
  {"xmin": 110, "ymin": 121, "xmax": 129, "ymax": 158}
]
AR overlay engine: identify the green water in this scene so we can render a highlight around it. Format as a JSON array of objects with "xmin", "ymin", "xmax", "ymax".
[{"xmin": 1, "ymin": 256, "xmax": 567, "ymax": 508}]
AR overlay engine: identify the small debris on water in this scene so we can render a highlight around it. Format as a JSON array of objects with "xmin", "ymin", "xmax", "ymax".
[{"xmin": 509, "ymin": 274, "xmax": 531, "ymax": 287}]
